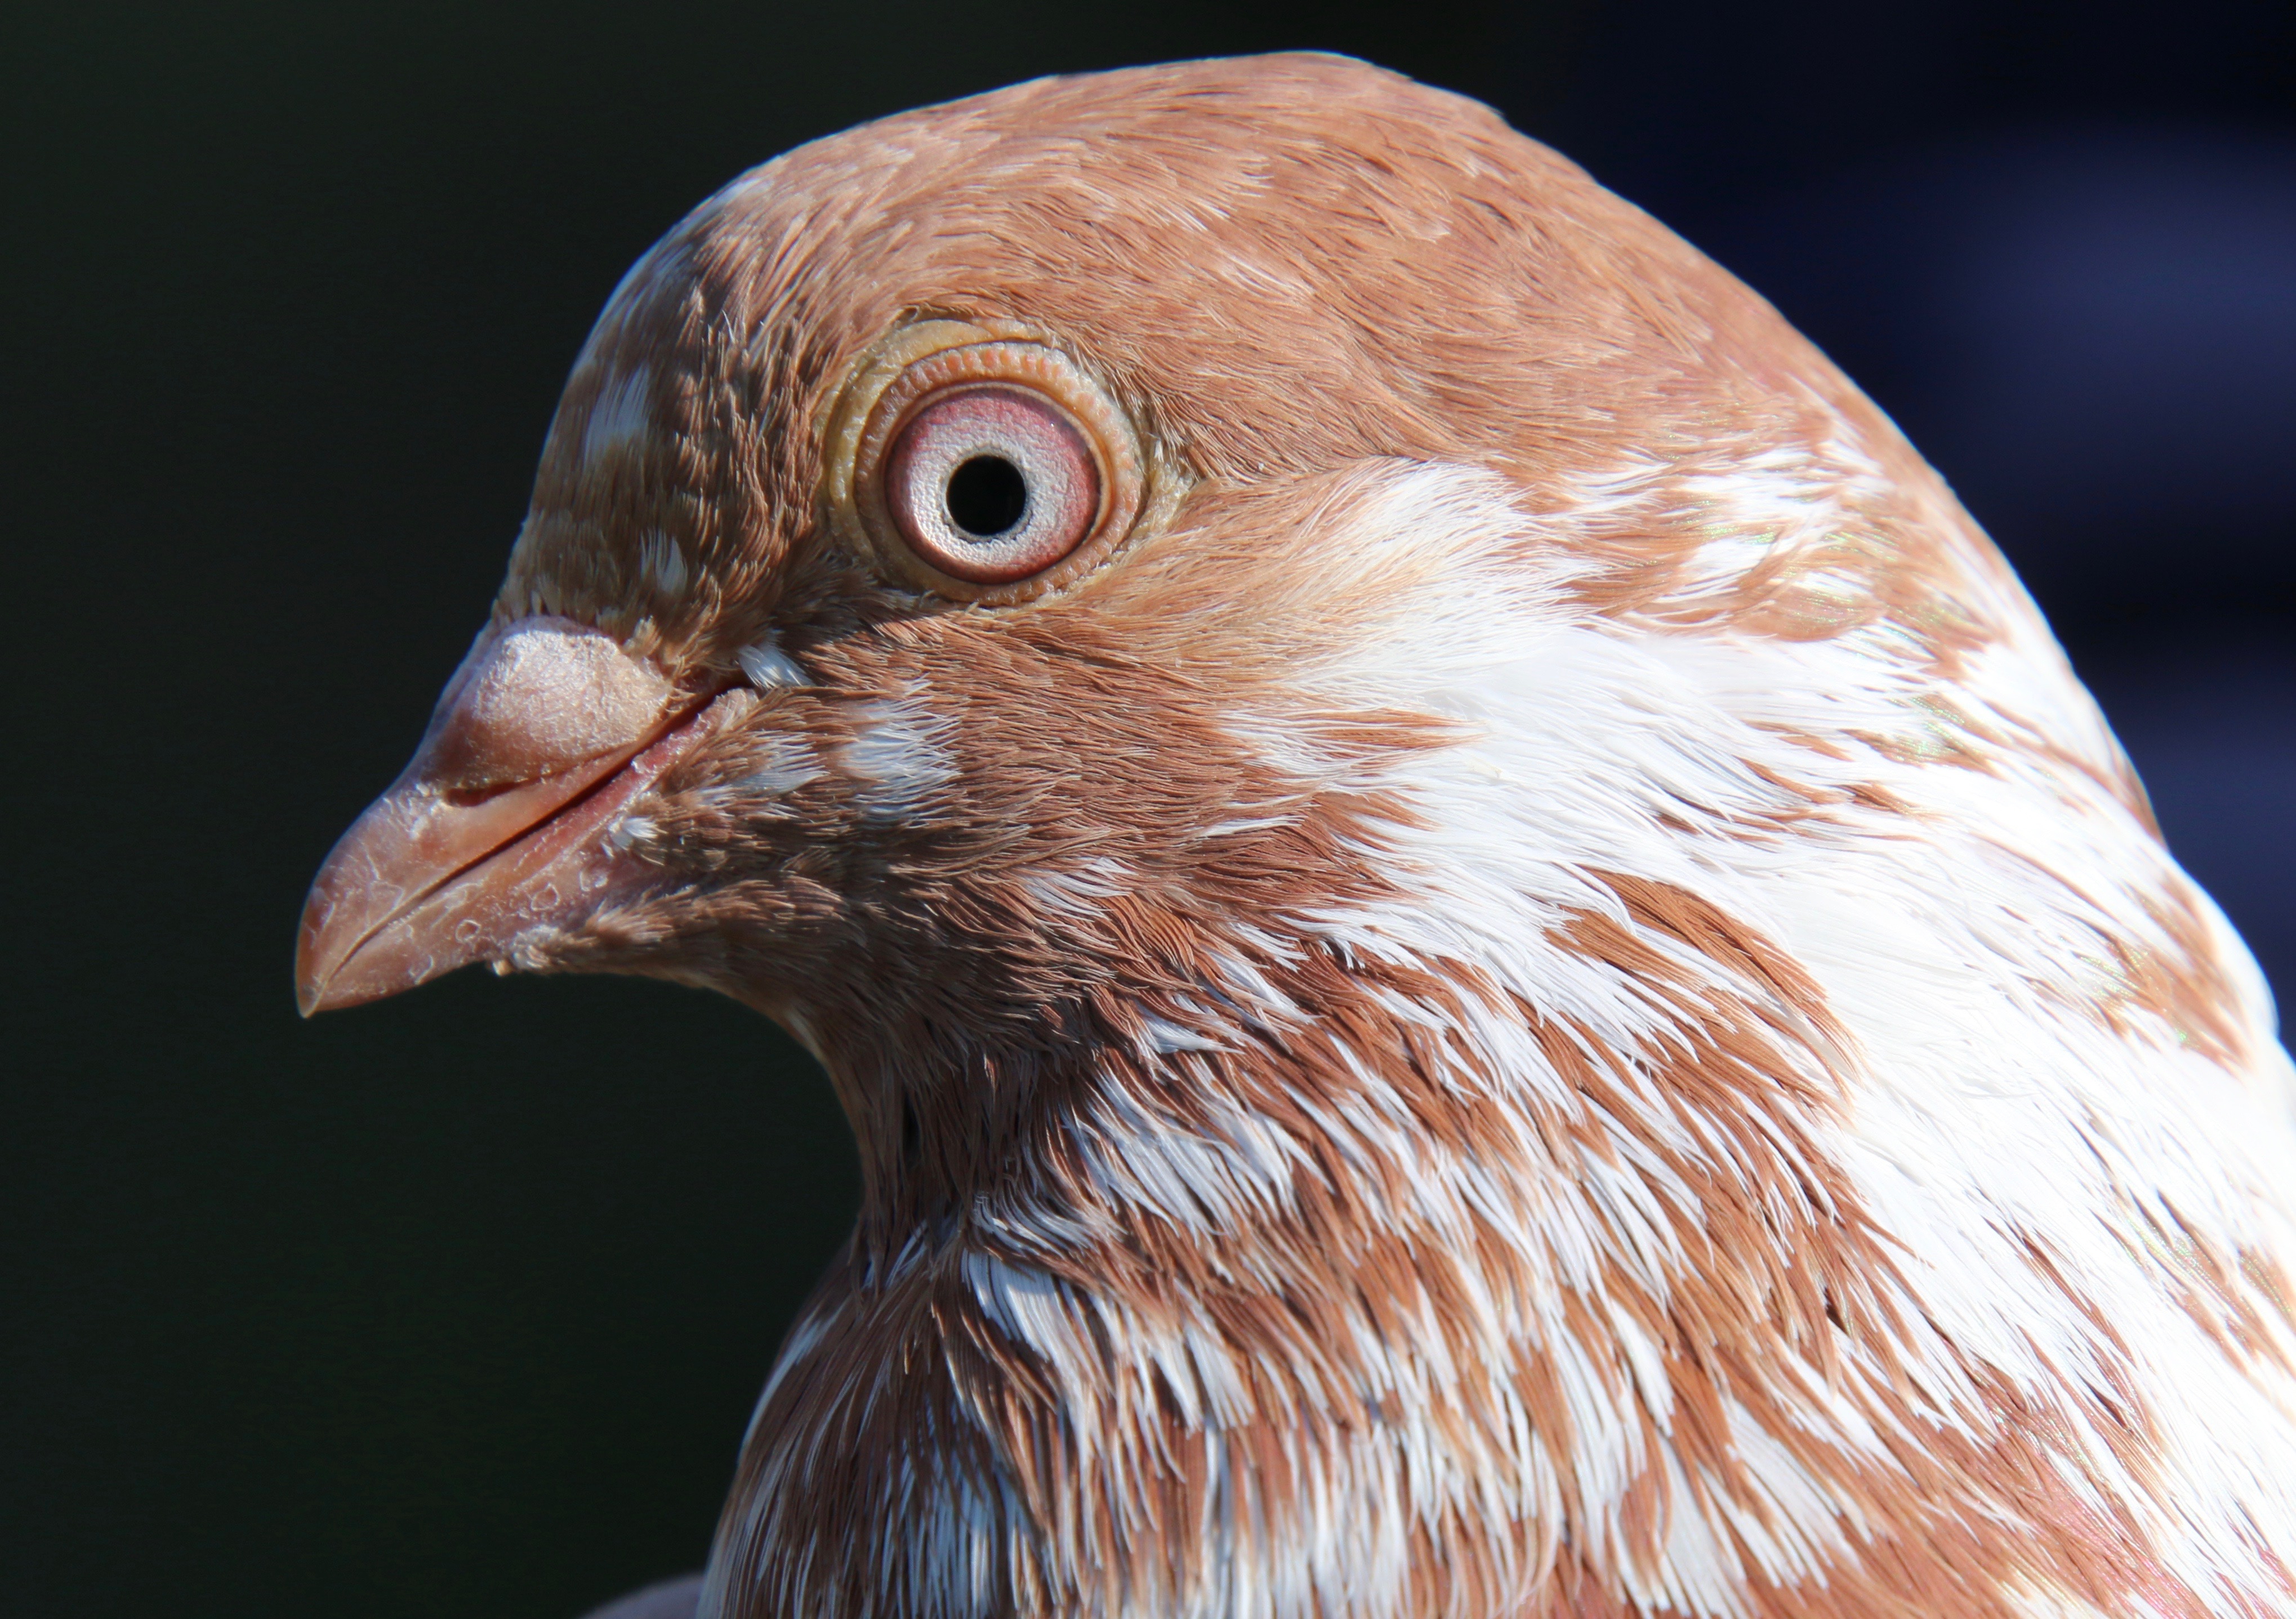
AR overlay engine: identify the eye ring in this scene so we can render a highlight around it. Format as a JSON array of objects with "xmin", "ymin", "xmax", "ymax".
[{"xmin": 827, "ymin": 328, "xmax": 1147, "ymax": 604}]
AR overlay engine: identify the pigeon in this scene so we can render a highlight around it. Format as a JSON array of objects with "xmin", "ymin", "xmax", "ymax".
[{"xmin": 297, "ymin": 53, "xmax": 2296, "ymax": 1619}]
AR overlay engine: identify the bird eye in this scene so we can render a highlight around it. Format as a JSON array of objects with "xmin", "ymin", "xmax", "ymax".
[
  {"xmin": 884, "ymin": 385, "xmax": 1098, "ymax": 584},
  {"xmin": 831, "ymin": 330, "xmax": 1147, "ymax": 603}
]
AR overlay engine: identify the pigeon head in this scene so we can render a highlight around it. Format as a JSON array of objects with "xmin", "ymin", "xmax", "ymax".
[
  {"xmin": 297, "ymin": 54, "xmax": 1821, "ymax": 1197},
  {"xmin": 298, "ymin": 53, "xmax": 1902, "ymax": 1068},
  {"xmin": 296, "ymin": 54, "xmax": 2296, "ymax": 1619}
]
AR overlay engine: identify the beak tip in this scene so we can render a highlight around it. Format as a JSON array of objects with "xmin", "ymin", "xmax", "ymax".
[
  {"xmin": 294, "ymin": 896, "xmax": 335, "ymax": 1017},
  {"xmin": 296, "ymin": 962, "xmax": 381, "ymax": 1018},
  {"xmin": 294, "ymin": 944, "xmax": 334, "ymax": 1017}
]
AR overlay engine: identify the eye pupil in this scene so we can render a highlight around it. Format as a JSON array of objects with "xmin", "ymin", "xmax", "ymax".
[{"xmin": 944, "ymin": 455, "xmax": 1028, "ymax": 538}]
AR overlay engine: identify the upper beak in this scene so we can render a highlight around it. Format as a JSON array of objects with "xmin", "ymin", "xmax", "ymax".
[{"xmin": 296, "ymin": 616, "xmax": 717, "ymax": 1016}]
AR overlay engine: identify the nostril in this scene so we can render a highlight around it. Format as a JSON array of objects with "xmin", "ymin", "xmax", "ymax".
[{"xmin": 439, "ymin": 779, "xmax": 530, "ymax": 809}]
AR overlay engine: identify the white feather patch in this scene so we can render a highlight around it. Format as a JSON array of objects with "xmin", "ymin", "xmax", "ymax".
[
  {"xmin": 582, "ymin": 362, "xmax": 653, "ymax": 462},
  {"xmin": 737, "ymin": 635, "xmax": 809, "ymax": 690},
  {"xmin": 844, "ymin": 691, "xmax": 958, "ymax": 822}
]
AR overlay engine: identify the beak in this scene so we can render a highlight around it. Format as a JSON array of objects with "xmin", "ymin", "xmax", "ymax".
[{"xmin": 296, "ymin": 616, "xmax": 719, "ymax": 1016}]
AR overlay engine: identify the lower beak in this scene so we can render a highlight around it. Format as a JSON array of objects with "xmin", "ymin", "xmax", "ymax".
[{"xmin": 294, "ymin": 617, "xmax": 721, "ymax": 1016}]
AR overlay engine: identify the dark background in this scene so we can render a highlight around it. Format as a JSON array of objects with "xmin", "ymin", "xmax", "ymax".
[{"xmin": 6, "ymin": 2, "xmax": 2290, "ymax": 1614}]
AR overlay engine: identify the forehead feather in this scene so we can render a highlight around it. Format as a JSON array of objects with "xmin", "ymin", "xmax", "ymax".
[
  {"xmin": 629, "ymin": 55, "xmax": 1812, "ymax": 476},
  {"xmin": 507, "ymin": 54, "xmax": 1905, "ymax": 674}
]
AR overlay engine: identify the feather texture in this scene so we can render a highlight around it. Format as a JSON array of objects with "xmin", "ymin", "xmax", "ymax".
[{"xmin": 302, "ymin": 53, "xmax": 2296, "ymax": 1619}]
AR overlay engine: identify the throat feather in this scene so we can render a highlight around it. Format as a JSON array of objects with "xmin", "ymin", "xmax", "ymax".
[{"xmin": 710, "ymin": 887, "xmax": 2207, "ymax": 1619}]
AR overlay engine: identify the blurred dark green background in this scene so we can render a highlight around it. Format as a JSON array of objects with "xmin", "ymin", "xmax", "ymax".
[{"xmin": 6, "ymin": 2, "xmax": 2289, "ymax": 1616}]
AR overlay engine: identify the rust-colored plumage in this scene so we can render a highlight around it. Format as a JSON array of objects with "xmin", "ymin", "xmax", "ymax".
[{"xmin": 300, "ymin": 55, "xmax": 2296, "ymax": 1619}]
